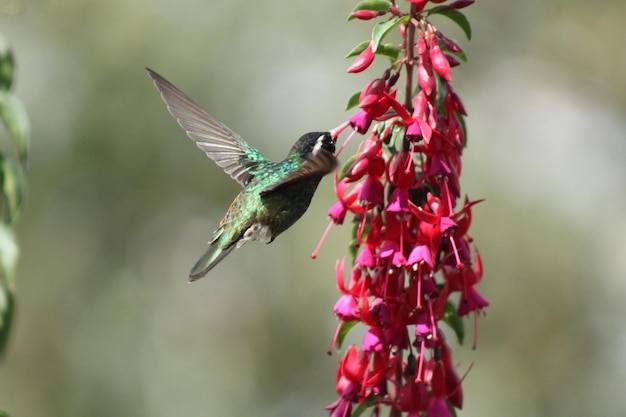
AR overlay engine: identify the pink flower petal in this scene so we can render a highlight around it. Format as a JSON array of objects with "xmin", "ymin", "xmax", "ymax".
[
  {"xmin": 387, "ymin": 187, "xmax": 410, "ymax": 212},
  {"xmin": 407, "ymin": 244, "xmax": 434, "ymax": 268},
  {"xmin": 355, "ymin": 245, "xmax": 376, "ymax": 267},
  {"xmin": 363, "ymin": 327, "xmax": 385, "ymax": 352}
]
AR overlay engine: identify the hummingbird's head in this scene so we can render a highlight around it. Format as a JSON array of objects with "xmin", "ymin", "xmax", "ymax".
[{"xmin": 290, "ymin": 132, "xmax": 335, "ymax": 157}]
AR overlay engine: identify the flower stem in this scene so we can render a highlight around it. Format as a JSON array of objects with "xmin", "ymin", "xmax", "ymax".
[{"xmin": 403, "ymin": 3, "xmax": 417, "ymax": 113}]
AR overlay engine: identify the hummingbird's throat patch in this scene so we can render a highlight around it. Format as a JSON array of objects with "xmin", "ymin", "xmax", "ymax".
[{"xmin": 237, "ymin": 223, "xmax": 272, "ymax": 248}]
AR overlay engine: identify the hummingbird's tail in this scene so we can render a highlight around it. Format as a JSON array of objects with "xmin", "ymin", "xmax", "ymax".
[{"xmin": 188, "ymin": 242, "xmax": 235, "ymax": 282}]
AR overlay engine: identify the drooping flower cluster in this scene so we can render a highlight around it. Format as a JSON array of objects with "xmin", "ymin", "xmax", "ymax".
[{"xmin": 317, "ymin": 1, "xmax": 487, "ymax": 416}]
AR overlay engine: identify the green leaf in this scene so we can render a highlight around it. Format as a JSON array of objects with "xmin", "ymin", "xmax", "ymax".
[
  {"xmin": 345, "ymin": 90, "xmax": 361, "ymax": 111},
  {"xmin": 0, "ymin": 157, "xmax": 26, "ymax": 223},
  {"xmin": 339, "ymin": 154, "xmax": 357, "ymax": 180},
  {"xmin": 0, "ymin": 91, "xmax": 30, "ymax": 161},
  {"xmin": 0, "ymin": 223, "xmax": 18, "ymax": 288},
  {"xmin": 435, "ymin": 71, "xmax": 447, "ymax": 111},
  {"xmin": 449, "ymin": 398, "xmax": 459, "ymax": 417},
  {"xmin": 348, "ymin": 0, "xmax": 391, "ymax": 21},
  {"xmin": 0, "ymin": 35, "xmax": 14, "ymax": 92},
  {"xmin": 350, "ymin": 0, "xmax": 392, "ymax": 14},
  {"xmin": 458, "ymin": 113, "xmax": 467, "ymax": 146},
  {"xmin": 375, "ymin": 42, "xmax": 402, "ymax": 62},
  {"xmin": 349, "ymin": 242, "xmax": 359, "ymax": 264},
  {"xmin": 335, "ymin": 320, "xmax": 359, "ymax": 350},
  {"xmin": 351, "ymin": 393, "xmax": 381, "ymax": 417},
  {"xmin": 428, "ymin": 6, "xmax": 472, "ymax": 40},
  {"xmin": 0, "ymin": 283, "xmax": 15, "ymax": 359},
  {"xmin": 443, "ymin": 301, "xmax": 464, "ymax": 344},
  {"xmin": 0, "ymin": 222, "xmax": 17, "ymax": 359},
  {"xmin": 388, "ymin": 123, "xmax": 405, "ymax": 150},
  {"xmin": 371, "ymin": 15, "xmax": 409, "ymax": 53},
  {"xmin": 345, "ymin": 40, "xmax": 370, "ymax": 59},
  {"xmin": 449, "ymin": 48, "xmax": 467, "ymax": 63}
]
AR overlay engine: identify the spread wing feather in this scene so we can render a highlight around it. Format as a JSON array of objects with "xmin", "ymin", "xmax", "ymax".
[
  {"xmin": 260, "ymin": 148, "xmax": 337, "ymax": 195},
  {"xmin": 147, "ymin": 68, "xmax": 267, "ymax": 187}
]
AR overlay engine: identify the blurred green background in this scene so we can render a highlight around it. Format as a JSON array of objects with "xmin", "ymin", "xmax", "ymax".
[{"xmin": 1, "ymin": 0, "xmax": 625, "ymax": 416}]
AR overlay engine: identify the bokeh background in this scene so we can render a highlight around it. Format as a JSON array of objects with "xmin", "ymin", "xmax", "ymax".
[{"xmin": 1, "ymin": 0, "xmax": 625, "ymax": 416}]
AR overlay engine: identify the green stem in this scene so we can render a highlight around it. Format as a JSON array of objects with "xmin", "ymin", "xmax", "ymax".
[{"xmin": 403, "ymin": 3, "xmax": 417, "ymax": 113}]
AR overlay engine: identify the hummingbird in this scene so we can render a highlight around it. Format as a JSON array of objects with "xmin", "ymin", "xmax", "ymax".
[{"xmin": 146, "ymin": 68, "xmax": 337, "ymax": 281}]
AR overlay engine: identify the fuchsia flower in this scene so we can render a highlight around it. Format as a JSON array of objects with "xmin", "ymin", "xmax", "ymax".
[
  {"xmin": 320, "ymin": 1, "xmax": 486, "ymax": 416},
  {"xmin": 349, "ymin": 76, "xmax": 413, "ymax": 134}
]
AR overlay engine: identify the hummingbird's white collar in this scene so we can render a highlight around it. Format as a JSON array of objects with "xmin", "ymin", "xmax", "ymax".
[{"xmin": 312, "ymin": 134, "xmax": 327, "ymax": 156}]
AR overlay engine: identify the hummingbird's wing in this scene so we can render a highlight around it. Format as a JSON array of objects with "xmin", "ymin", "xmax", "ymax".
[
  {"xmin": 147, "ymin": 68, "xmax": 267, "ymax": 188},
  {"xmin": 260, "ymin": 148, "xmax": 337, "ymax": 195}
]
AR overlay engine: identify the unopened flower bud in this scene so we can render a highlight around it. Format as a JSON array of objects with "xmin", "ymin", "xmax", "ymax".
[
  {"xmin": 449, "ymin": 0, "xmax": 475, "ymax": 9},
  {"xmin": 347, "ymin": 43, "xmax": 375, "ymax": 73},
  {"xmin": 351, "ymin": 10, "xmax": 382, "ymax": 20},
  {"xmin": 430, "ymin": 42, "xmax": 452, "ymax": 81}
]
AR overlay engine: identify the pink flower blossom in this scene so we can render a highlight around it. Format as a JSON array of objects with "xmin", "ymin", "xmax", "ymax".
[{"xmin": 323, "ymin": 2, "xmax": 485, "ymax": 416}]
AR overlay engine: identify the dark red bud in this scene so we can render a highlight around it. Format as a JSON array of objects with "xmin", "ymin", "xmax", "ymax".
[
  {"xmin": 448, "ymin": 89, "xmax": 467, "ymax": 115},
  {"xmin": 388, "ymin": 70, "xmax": 400, "ymax": 87},
  {"xmin": 437, "ymin": 32, "xmax": 463, "ymax": 53},
  {"xmin": 449, "ymin": 0, "xmax": 475, "ymax": 9},
  {"xmin": 445, "ymin": 53, "xmax": 461, "ymax": 67}
]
